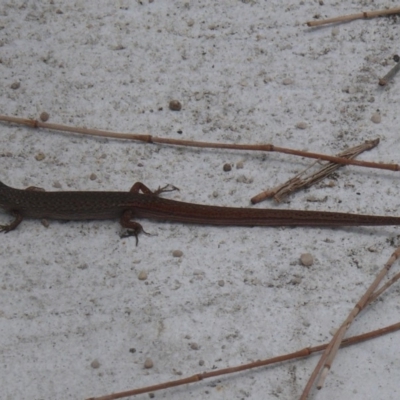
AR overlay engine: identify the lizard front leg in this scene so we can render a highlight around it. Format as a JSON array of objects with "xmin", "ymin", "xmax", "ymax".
[
  {"xmin": 120, "ymin": 210, "xmax": 151, "ymax": 246},
  {"xmin": 0, "ymin": 211, "xmax": 23, "ymax": 233}
]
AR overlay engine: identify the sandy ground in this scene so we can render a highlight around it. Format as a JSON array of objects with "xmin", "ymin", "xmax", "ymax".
[{"xmin": 1, "ymin": 1, "xmax": 400, "ymax": 399}]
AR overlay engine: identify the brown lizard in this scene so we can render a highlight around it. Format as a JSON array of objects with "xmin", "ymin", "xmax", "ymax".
[{"xmin": 1, "ymin": 181, "xmax": 399, "ymax": 244}]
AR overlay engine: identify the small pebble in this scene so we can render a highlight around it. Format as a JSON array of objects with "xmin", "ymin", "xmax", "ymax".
[
  {"xmin": 40, "ymin": 111, "xmax": 50, "ymax": 122},
  {"xmin": 172, "ymin": 250, "xmax": 183, "ymax": 258},
  {"xmin": 89, "ymin": 173, "xmax": 97, "ymax": 181},
  {"xmin": 129, "ymin": 348, "xmax": 136, "ymax": 353},
  {"xmin": 295, "ymin": 121, "xmax": 308, "ymax": 130},
  {"xmin": 306, "ymin": 195, "xmax": 327, "ymax": 203},
  {"xmin": 290, "ymin": 276, "xmax": 302, "ymax": 285},
  {"xmin": 347, "ymin": 86, "xmax": 357, "ymax": 94},
  {"xmin": 190, "ymin": 342, "xmax": 199, "ymax": 350},
  {"xmin": 149, "ymin": 393, "xmax": 155, "ymax": 399},
  {"xmin": 90, "ymin": 359, "xmax": 100, "ymax": 369},
  {"xmin": 371, "ymin": 113, "xmax": 381, "ymax": 124},
  {"xmin": 331, "ymin": 27, "xmax": 339, "ymax": 36},
  {"xmin": 173, "ymin": 369, "xmax": 183, "ymax": 375},
  {"xmin": 236, "ymin": 175, "xmax": 253, "ymax": 184},
  {"xmin": 218, "ymin": 280, "xmax": 225, "ymax": 287},
  {"xmin": 10, "ymin": 81, "xmax": 20, "ymax": 89},
  {"xmin": 199, "ymin": 359, "xmax": 205, "ymax": 366},
  {"xmin": 41, "ymin": 219, "xmax": 50, "ymax": 228},
  {"xmin": 144, "ymin": 358, "xmax": 153, "ymax": 369},
  {"xmin": 236, "ymin": 161, "xmax": 244, "ymax": 169},
  {"xmin": 138, "ymin": 271, "xmax": 148, "ymax": 280},
  {"xmin": 223, "ymin": 163, "xmax": 232, "ymax": 172},
  {"xmin": 300, "ymin": 253, "xmax": 314, "ymax": 267},
  {"xmin": 282, "ymin": 78, "xmax": 293, "ymax": 85},
  {"xmin": 35, "ymin": 152, "xmax": 46, "ymax": 161},
  {"xmin": 169, "ymin": 100, "xmax": 182, "ymax": 111}
]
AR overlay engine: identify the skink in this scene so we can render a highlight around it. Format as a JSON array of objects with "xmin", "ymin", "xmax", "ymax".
[{"xmin": 1, "ymin": 181, "xmax": 399, "ymax": 244}]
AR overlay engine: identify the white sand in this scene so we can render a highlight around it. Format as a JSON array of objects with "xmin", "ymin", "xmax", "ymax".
[{"xmin": 1, "ymin": 2, "xmax": 399, "ymax": 399}]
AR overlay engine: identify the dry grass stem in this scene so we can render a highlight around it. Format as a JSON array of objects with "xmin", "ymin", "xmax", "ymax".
[
  {"xmin": 0, "ymin": 114, "xmax": 399, "ymax": 172},
  {"xmin": 306, "ymin": 7, "xmax": 400, "ymax": 27},
  {"xmin": 251, "ymin": 139, "xmax": 379, "ymax": 204},
  {"xmin": 300, "ymin": 246, "xmax": 400, "ymax": 399},
  {"xmin": 368, "ymin": 271, "xmax": 400, "ymax": 304},
  {"xmin": 379, "ymin": 61, "xmax": 400, "ymax": 86},
  {"xmin": 85, "ymin": 322, "xmax": 400, "ymax": 400}
]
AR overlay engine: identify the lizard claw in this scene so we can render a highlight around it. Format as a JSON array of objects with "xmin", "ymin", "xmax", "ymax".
[
  {"xmin": 0, "ymin": 225, "xmax": 11, "ymax": 233},
  {"xmin": 154, "ymin": 184, "xmax": 180, "ymax": 196},
  {"xmin": 120, "ymin": 227, "xmax": 152, "ymax": 246}
]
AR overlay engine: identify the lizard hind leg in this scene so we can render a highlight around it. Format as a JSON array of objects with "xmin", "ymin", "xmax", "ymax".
[
  {"xmin": 120, "ymin": 209, "xmax": 151, "ymax": 246},
  {"xmin": 130, "ymin": 182, "xmax": 179, "ymax": 196}
]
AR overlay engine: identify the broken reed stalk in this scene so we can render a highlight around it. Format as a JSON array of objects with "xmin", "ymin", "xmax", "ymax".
[
  {"xmin": 0, "ymin": 114, "xmax": 399, "ymax": 172},
  {"xmin": 379, "ymin": 60, "xmax": 400, "ymax": 86},
  {"xmin": 367, "ymin": 270, "xmax": 400, "ymax": 304},
  {"xmin": 86, "ymin": 322, "xmax": 400, "ymax": 400},
  {"xmin": 251, "ymin": 139, "xmax": 379, "ymax": 204},
  {"xmin": 306, "ymin": 6, "xmax": 400, "ymax": 27},
  {"xmin": 300, "ymin": 246, "xmax": 400, "ymax": 399}
]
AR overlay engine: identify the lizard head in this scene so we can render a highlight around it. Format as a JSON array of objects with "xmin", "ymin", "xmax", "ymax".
[{"xmin": 0, "ymin": 181, "xmax": 13, "ymax": 210}]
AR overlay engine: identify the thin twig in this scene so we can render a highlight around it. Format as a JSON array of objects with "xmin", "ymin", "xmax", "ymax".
[
  {"xmin": 306, "ymin": 6, "xmax": 400, "ymax": 27},
  {"xmin": 0, "ymin": 114, "xmax": 399, "ymax": 172},
  {"xmin": 379, "ymin": 57, "xmax": 400, "ymax": 86},
  {"xmin": 86, "ymin": 322, "xmax": 400, "ymax": 400},
  {"xmin": 251, "ymin": 139, "xmax": 379, "ymax": 204},
  {"xmin": 300, "ymin": 246, "xmax": 400, "ymax": 399},
  {"xmin": 368, "ymin": 270, "xmax": 400, "ymax": 304}
]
